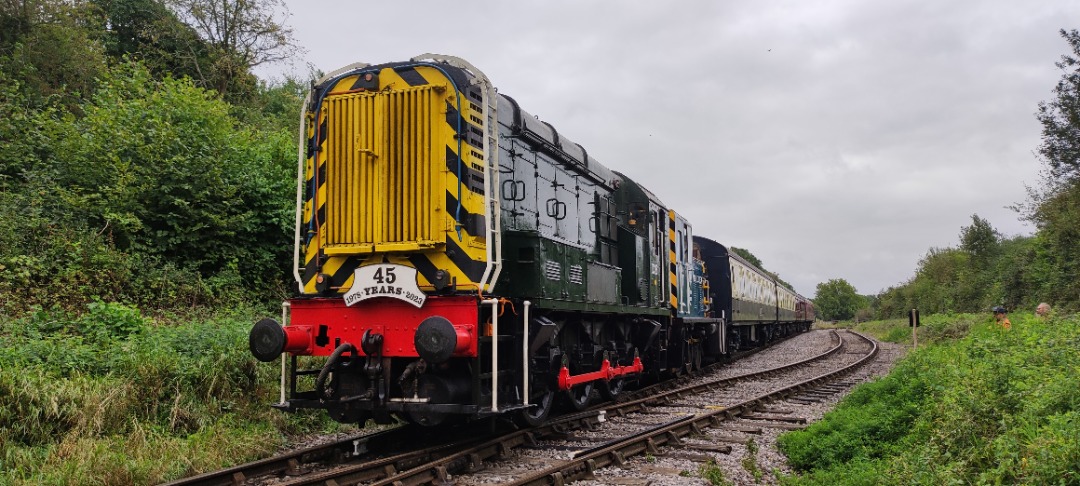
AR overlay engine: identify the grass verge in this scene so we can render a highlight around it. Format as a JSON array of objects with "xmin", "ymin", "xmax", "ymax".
[
  {"xmin": 0, "ymin": 302, "xmax": 355, "ymax": 485},
  {"xmin": 779, "ymin": 312, "xmax": 1080, "ymax": 485}
]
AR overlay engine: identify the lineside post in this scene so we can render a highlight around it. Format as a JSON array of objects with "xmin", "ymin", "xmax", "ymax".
[{"xmin": 908, "ymin": 308, "xmax": 920, "ymax": 350}]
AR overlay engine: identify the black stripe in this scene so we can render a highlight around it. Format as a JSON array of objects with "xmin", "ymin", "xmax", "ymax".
[
  {"xmin": 408, "ymin": 254, "xmax": 441, "ymax": 284},
  {"xmin": 316, "ymin": 156, "xmax": 328, "ymax": 228},
  {"xmin": 302, "ymin": 258, "xmax": 319, "ymax": 285},
  {"xmin": 669, "ymin": 215, "xmax": 677, "ymax": 306},
  {"xmin": 329, "ymin": 256, "xmax": 364, "ymax": 288},
  {"xmin": 445, "ymin": 236, "xmax": 486, "ymax": 282},
  {"xmin": 446, "ymin": 190, "xmax": 486, "ymax": 237},
  {"xmin": 445, "ymin": 101, "xmax": 484, "ymax": 150},
  {"xmin": 347, "ymin": 71, "xmax": 380, "ymax": 91},
  {"xmin": 394, "ymin": 66, "xmax": 429, "ymax": 86},
  {"xmin": 445, "ymin": 146, "xmax": 485, "ymax": 195},
  {"xmin": 316, "ymin": 202, "xmax": 326, "ymax": 237},
  {"xmin": 445, "ymin": 101, "xmax": 461, "ymax": 136}
]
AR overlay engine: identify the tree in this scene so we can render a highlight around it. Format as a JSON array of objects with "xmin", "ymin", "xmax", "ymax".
[
  {"xmin": 1023, "ymin": 29, "xmax": 1080, "ymax": 310},
  {"xmin": 46, "ymin": 61, "xmax": 295, "ymax": 289},
  {"xmin": 730, "ymin": 247, "xmax": 763, "ymax": 268},
  {"xmin": 0, "ymin": 0, "xmax": 106, "ymax": 102},
  {"xmin": 167, "ymin": 0, "xmax": 299, "ymax": 98},
  {"xmin": 814, "ymin": 278, "xmax": 862, "ymax": 321},
  {"xmin": 958, "ymin": 214, "xmax": 1000, "ymax": 267},
  {"xmin": 1035, "ymin": 29, "xmax": 1080, "ymax": 187},
  {"xmin": 93, "ymin": 0, "xmax": 212, "ymax": 83}
]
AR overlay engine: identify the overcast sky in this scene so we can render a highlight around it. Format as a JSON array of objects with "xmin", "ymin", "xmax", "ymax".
[{"xmin": 262, "ymin": 1, "xmax": 1077, "ymax": 298}]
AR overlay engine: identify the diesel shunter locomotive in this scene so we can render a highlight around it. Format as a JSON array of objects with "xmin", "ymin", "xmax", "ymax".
[{"xmin": 248, "ymin": 54, "xmax": 814, "ymax": 427}]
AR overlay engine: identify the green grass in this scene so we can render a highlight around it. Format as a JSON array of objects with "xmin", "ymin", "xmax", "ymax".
[
  {"xmin": 0, "ymin": 302, "xmax": 355, "ymax": 485},
  {"xmin": 779, "ymin": 312, "xmax": 1080, "ymax": 485},
  {"xmin": 851, "ymin": 312, "xmax": 977, "ymax": 346},
  {"xmin": 698, "ymin": 458, "xmax": 733, "ymax": 485}
]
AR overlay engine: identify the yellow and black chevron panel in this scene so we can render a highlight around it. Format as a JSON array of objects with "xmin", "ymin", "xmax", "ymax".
[
  {"xmin": 299, "ymin": 64, "xmax": 490, "ymax": 295},
  {"xmin": 668, "ymin": 210, "xmax": 678, "ymax": 309}
]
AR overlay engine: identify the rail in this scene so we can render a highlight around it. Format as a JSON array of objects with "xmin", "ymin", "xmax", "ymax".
[{"xmin": 161, "ymin": 330, "xmax": 855, "ymax": 486}]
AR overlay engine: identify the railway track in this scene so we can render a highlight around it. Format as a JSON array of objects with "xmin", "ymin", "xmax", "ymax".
[
  {"xmin": 492, "ymin": 329, "xmax": 877, "ymax": 486},
  {"xmin": 161, "ymin": 330, "xmax": 867, "ymax": 486}
]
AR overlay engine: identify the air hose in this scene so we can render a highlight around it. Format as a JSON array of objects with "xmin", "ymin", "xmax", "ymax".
[{"xmin": 316, "ymin": 342, "xmax": 358, "ymax": 400}]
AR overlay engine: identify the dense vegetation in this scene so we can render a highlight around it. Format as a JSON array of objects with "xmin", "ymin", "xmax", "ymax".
[
  {"xmin": 779, "ymin": 312, "xmax": 1080, "ymax": 484},
  {"xmin": 0, "ymin": 1, "xmax": 352, "ymax": 484},
  {"xmin": 870, "ymin": 215, "xmax": 1056, "ymax": 319},
  {"xmin": 812, "ymin": 278, "xmax": 871, "ymax": 321},
  {"xmin": 0, "ymin": 303, "xmax": 348, "ymax": 484},
  {"xmin": 0, "ymin": 0, "xmax": 301, "ymax": 315}
]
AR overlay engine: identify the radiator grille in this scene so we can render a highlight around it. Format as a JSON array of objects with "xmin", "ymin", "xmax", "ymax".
[{"xmin": 323, "ymin": 86, "xmax": 440, "ymax": 253}]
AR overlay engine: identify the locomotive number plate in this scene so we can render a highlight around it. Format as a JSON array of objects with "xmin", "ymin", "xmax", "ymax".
[{"xmin": 344, "ymin": 264, "xmax": 427, "ymax": 308}]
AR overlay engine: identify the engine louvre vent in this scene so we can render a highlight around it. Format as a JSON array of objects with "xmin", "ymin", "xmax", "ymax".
[
  {"xmin": 569, "ymin": 264, "xmax": 583, "ymax": 285},
  {"xmin": 544, "ymin": 261, "xmax": 561, "ymax": 281}
]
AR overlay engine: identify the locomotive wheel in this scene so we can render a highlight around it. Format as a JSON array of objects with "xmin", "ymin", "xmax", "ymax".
[
  {"xmin": 518, "ymin": 388, "xmax": 556, "ymax": 427},
  {"xmin": 598, "ymin": 377, "xmax": 625, "ymax": 401},
  {"xmin": 690, "ymin": 343, "xmax": 703, "ymax": 373},
  {"xmin": 563, "ymin": 382, "xmax": 594, "ymax": 411}
]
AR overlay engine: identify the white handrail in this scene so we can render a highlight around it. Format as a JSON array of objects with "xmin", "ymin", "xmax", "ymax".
[
  {"xmin": 279, "ymin": 301, "xmax": 291, "ymax": 405},
  {"xmin": 482, "ymin": 298, "xmax": 500, "ymax": 412},
  {"xmin": 292, "ymin": 91, "xmax": 309, "ymax": 292},
  {"xmin": 523, "ymin": 301, "xmax": 531, "ymax": 406}
]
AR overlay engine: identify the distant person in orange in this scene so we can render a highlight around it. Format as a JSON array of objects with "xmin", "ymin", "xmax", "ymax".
[
  {"xmin": 1036, "ymin": 302, "xmax": 1051, "ymax": 318},
  {"xmin": 992, "ymin": 306, "xmax": 1011, "ymax": 329}
]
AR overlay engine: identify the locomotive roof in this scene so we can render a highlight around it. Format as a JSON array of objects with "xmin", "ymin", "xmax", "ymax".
[
  {"xmin": 496, "ymin": 93, "xmax": 617, "ymax": 189},
  {"xmin": 316, "ymin": 60, "xmax": 620, "ymax": 191}
]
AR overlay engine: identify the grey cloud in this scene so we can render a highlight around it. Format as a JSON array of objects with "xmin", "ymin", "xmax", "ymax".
[{"xmin": 270, "ymin": 0, "xmax": 1074, "ymax": 296}]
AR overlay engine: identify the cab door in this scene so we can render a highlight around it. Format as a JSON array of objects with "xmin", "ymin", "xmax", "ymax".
[
  {"xmin": 669, "ymin": 211, "xmax": 694, "ymax": 317},
  {"xmin": 648, "ymin": 203, "xmax": 666, "ymax": 308}
]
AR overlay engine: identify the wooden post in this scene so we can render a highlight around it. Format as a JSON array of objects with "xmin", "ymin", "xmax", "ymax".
[{"xmin": 909, "ymin": 309, "xmax": 920, "ymax": 350}]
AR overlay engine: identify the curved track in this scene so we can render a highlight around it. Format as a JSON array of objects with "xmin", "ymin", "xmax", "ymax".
[{"xmin": 161, "ymin": 330, "xmax": 873, "ymax": 486}]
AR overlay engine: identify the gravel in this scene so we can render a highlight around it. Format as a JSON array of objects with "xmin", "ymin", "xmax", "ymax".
[
  {"xmin": 578, "ymin": 330, "xmax": 906, "ymax": 485},
  {"xmin": 259, "ymin": 329, "xmax": 906, "ymax": 486},
  {"xmin": 462, "ymin": 329, "xmax": 905, "ymax": 486}
]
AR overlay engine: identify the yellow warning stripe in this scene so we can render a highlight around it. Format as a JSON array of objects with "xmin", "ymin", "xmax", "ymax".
[
  {"xmin": 300, "ymin": 64, "xmax": 489, "ymax": 294},
  {"xmin": 668, "ymin": 210, "xmax": 678, "ymax": 309}
]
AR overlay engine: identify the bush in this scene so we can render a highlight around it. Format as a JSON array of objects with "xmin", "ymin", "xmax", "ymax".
[
  {"xmin": 0, "ymin": 307, "xmax": 350, "ymax": 485},
  {"xmin": 780, "ymin": 313, "xmax": 1080, "ymax": 485},
  {"xmin": 0, "ymin": 59, "xmax": 295, "ymax": 314}
]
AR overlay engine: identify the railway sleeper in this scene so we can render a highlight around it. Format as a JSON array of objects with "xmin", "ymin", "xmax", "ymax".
[
  {"xmin": 742, "ymin": 412, "xmax": 807, "ymax": 423},
  {"xmin": 686, "ymin": 443, "xmax": 733, "ymax": 454}
]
